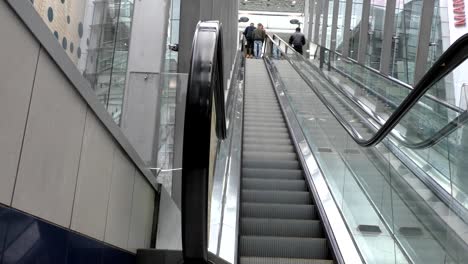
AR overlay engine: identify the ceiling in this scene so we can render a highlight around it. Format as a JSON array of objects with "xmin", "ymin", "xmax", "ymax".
[{"xmin": 239, "ymin": 0, "xmax": 305, "ymax": 13}]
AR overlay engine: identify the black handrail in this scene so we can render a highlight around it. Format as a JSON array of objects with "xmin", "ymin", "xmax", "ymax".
[
  {"xmin": 182, "ymin": 21, "xmax": 226, "ymax": 264},
  {"xmin": 269, "ymin": 34, "xmax": 468, "ymax": 148}
]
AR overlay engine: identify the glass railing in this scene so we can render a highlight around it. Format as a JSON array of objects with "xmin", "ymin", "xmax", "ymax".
[
  {"xmin": 30, "ymin": 0, "xmax": 134, "ymax": 123},
  {"xmin": 155, "ymin": 73, "xmax": 188, "ymax": 195},
  {"xmin": 273, "ymin": 34, "xmax": 468, "ymax": 149},
  {"xmin": 264, "ymin": 36, "xmax": 468, "ymax": 264},
  {"xmin": 267, "ymin": 35, "xmax": 468, "ymax": 212}
]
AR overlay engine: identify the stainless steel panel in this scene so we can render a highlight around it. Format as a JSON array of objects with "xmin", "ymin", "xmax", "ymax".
[{"xmin": 209, "ymin": 55, "xmax": 244, "ymax": 264}]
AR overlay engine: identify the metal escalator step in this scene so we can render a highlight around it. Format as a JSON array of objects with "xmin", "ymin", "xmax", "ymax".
[
  {"xmin": 244, "ymin": 115, "xmax": 284, "ymax": 120},
  {"xmin": 239, "ymin": 236, "xmax": 329, "ymax": 259},
  {"xmin": 243, "ymin": 144, "xmax": 295, "ymax": 153},
  {"xmin": 243, "ymin": 134, "xmax": 291, "ymax": 141},
  {"xmin": 242, "ymin": 190, "xmax": 311, "ymax": 204},
  {"xmin": 244, "ymin": 110, "xmax": 282, "ymax": 115},
  {"xmin": 241, "ymin": 218, "xmax": 323, "ymax": 238},
  {"xmin": 243, "ymin": 152, "xmax": 297, "ymax": 162},
  {"xmin": 240, "ymin": 257, "xmax": 334, "ymax": 264},
  {"xmin": 241, "ymin": 203, "xmax": 316, "ymax": 220},
  {"xmin": 244, "ymin": 121, "xmax": 287, "ymax": 128},
  {"xmin": 242, "ymin": 178, "xmax": 307, "ymax": 191},
  {"xmin": 242, "ymin": 168, "xmax": 303, "ymax": 180},
  {"xmin": 243, "ymin": 129, "xmax": 289, "ymax": 135},
  {"xmin": 244, "ymin": 119, "xmax": 285, "ymax": 124},
  {"xmin": 243, "ymin": 160, "xmax": 300, "ymax": 170},
  {"xmin": 244, "ymin": 138, "xmax": 292, "ymax": 145},
  {"xmin": 243, "ymin": 123, "xmax": 287, "ymax": 130},
  {"xmin": 244, "ymin": 126, "xmax": 289, "ymax": 133}
]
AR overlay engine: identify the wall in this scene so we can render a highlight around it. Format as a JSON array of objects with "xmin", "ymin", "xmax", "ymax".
[
  {"xmin": 0, "ymin": 0, "xmax": 154, "ymax": 254},
  {"xmin": 444, "ymin": 0, "xmax": 468, "ymax": 106},
  {"xmin": 120, "ymin": 0, "xmax": 171, "ymax": 169}
]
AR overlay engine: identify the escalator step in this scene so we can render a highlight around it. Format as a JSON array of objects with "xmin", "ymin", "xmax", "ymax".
[
  {"xmin": 243, "ymin": 160, "xmax": 300, "ymax": 170},
  {"xmin": 242, "ymin": 178, "xmax": 307, "ymax": 191},
  {"xmin": 241, "ymin": 60, "xmax": 332, "ymax": 263},
  {"xmin": 243, "ymin": 152, "xmax": 297, "ymax": 162},
  {"xmin": 239, "ymin": 236, "xmax": 329, "ymax": 259},
  {"xmin": 244, "ymin": 131, "xmax": 290, "ymax": 139},
  {"xmin": 242, "ymin": 190, "xmax": 311, "ymax": 204},
  {"xmin": 243, "ymin": 138, "xmax": 292, "ymax": 145},
  {"xmin": 243, "ymin": 122, "xmax": 287, "ymax": 129},
  {"xmin": 242, "ymin": 168, "xmax": 304, "ymax": 180},
  {"xmin": 243, "ymin": 144, "xmax": 295, "ymax": 153},
  {"xmin": 244, "ymin": 126, "xmax": 289, "ymax": 133},
  {"xmin": 241, "ymin": 203, "xmax": 316, "ymax": 219},
  {"xmin": 241, "ymin": 218, "xmax": 323, "ymax": 238},
  {"xmin": 240, "ymin": 257, "xmax": 334, "ymax": 264}
]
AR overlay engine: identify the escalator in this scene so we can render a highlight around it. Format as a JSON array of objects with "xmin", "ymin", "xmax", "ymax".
[
  {"xmin": 145, "ymin": 21, "xmax": 468, "ymax": 264},
  {"xmin": 239, "ymin": 59, "xmax": 333, "ymax": 264}
]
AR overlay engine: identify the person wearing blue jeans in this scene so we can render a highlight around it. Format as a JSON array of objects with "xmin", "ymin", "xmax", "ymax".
[
  {"xmin": 254, "ymin": 40, "xmax": 263, "ymax": 59},
  {"xmin": 252, "ymin": 23, "xmax": 266, "ymax": 59}
]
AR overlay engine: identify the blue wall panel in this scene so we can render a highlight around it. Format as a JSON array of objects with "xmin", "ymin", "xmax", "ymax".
[{"xmin": 0, "ymin": 205, "xmax": 135, "ymax": 264}]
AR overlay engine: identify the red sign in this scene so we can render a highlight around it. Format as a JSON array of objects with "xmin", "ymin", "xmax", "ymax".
[{"xmin": 454, "ymin": 0, "xmax": 466, "ymax": 27}]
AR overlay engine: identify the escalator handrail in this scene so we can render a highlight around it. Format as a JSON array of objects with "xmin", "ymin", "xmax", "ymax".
[
  {"xmin": 269, "ymin": 34, "xmax": 468, "ymax": 148},
  {"xmin": 182, "ymin": 21, "xmax": 227, "ymax": 263},
  {"xmin": 324, "ymin": 47, "xmax": 464, "ymax": 114}
]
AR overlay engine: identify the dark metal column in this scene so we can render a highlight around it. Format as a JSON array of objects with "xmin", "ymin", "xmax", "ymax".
[
  {"xmin": 342, "ymin": 0, "xmax": 353, "ymax": 57},
  {"xmin": 379, "ymin": 0, "xmax": 396, "ymax": 75},
  {"xmin": 357, "ymin": 0, "xmax": 371, "ymax": 63},
  {"xmin": 414, "ymin": 0, "xmax": 436, "ymax": 83}
]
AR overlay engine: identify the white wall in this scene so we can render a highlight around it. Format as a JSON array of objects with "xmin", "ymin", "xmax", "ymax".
[
  {"xmin": 442, "ymin": 0, "xmax": 468, "ymax": 108},
  {"xmin": 238, "ymin": 11, "xmax": 305, "ymax": 34},
  {"xmin": 0, "ymin": 0, "xmax": 155, "ymax": 253}
]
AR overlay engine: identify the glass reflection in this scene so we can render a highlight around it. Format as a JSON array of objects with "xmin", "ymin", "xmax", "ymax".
[
  {"xmin": 366, "ymin": 0, "xmax": 387, "ymax": 70},
  {"xmin": 31, "ymin": 0, "xmax": 135, "ymax": 124},
  {"xmin": 390, "ymin": 0, "xmax": 422, "ymax": 85},
  {"xmin": 335, "ymin": 0, "xmax": 347, "ymax": 54},
  {"xmin": 349, "ymin": 0, "xmax": 364, "ymax": 60}
]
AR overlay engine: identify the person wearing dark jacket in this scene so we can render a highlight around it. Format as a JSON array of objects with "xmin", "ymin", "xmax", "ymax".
[
  {"xmin": 252, "ymin": 23, "xmax": 267, "ymax": 59},
  {"xmin": 243, "ymin": 23, "xmax": 256, "ymax": 58},
  {"xmin": 289, "ymin": 27, "xmax": 306, "ymax": 55}
]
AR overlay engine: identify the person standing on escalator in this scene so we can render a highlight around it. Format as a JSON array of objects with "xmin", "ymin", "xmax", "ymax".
[
  {"xmin": 253, "ymin": 23, "xmax": 267, "ymax": 59},
  {"xmin": 289, "ymin": 27, "xmax": 306, "ymax": 55},
  {"xmin": 243, "ymin": 23, "xmax": 256, "ymax": 58}
]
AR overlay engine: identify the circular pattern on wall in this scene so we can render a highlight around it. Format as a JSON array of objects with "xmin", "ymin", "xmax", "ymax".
[
  {"xmin": 54, "ymin": 31, "xmax": 59, "ymax": 39},
  {"xmin": 67, "ymin": 15, "xmax": 70, "ymax": 24},
  {"xmin": 47, "ymin": 7, "xmax": 53, "ymax": 22},
  {"xmin": 61, "ymin": 0, "xmax": 65, "ymax": 3},
  {"xmin": 62, "ymin": 37, "xmax": 68, "ymax": 50},
  {"xmin": 77, "ymin": 47, "xmax": 82, "ymax": 59},
  {"xmin": 70, "ymin": 42, "xmax": 74, "ymax": 53},
  {"xmin": 78, "ymin": 23, "xmax": 83, "ymax": 38}
]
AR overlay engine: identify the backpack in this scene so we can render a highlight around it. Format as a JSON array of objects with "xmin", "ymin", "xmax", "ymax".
[{"xmin": 246, "ymin": 27, "xmax": 254, "ymax": 40}]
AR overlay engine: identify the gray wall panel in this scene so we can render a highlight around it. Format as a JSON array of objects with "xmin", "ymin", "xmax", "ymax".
[
  {"xmin": 71, "ymin": 111, "xmax": 115, "ymax": 240},
  {"xmin": 104, "ymin": 149, "xmax": 136, "ymax": 249},
  {"xmin": 128, "ymin": 172, "xmax": 156, "ymax": 252},
  {"xmin": 12, "ymin": 51, "xmax": 87, "ymax": 227},
  {"xmin": 0, "ymin": 0, "xmax": 40, "ymax": 205},
  {"xmin": 121, "ymin": 72, "xmax": 161, "ymax": 167},
  {"xmin": 121, "ymin": 0, "xmax": 171, "ymax": 171}
]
